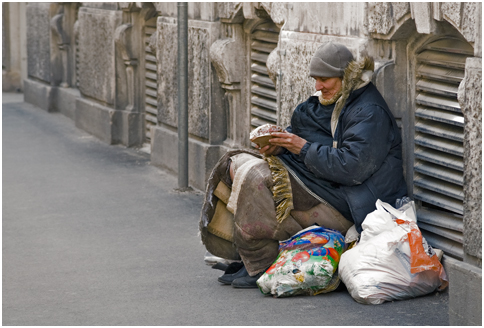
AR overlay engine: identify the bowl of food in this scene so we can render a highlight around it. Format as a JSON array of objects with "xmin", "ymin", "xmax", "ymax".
[{"xmin": 250, "ymin": 124, "xmax": 284, "ymax": 148}]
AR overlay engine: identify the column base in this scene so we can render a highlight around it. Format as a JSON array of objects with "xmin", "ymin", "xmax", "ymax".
[
  {"xmin": 23, "ymin": 78, "xmax": 55, "ymax": 112},
  {"xmin": 150, "ymin": 125, "xmax": 228, "ymax": 190},
  {"xmin": 444, "ymin": 256, "xmax": 482, "ymax": 326}
]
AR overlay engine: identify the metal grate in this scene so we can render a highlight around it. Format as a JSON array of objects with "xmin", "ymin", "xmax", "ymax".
[
  {"xmin": 250, "ymin": 22, "xmax": 280, "ymax": 129},
  {"xmin": 144, "ymin": 18, "xmax": 158, "ymax": 147},
  {"xmin": 413, "ymin": 38, "xmax": 473, "ymax": 260}
]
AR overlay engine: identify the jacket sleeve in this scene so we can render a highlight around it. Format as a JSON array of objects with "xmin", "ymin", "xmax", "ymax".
[{"xmin": 300, "ymin": 104, "xmax": 394, "ymax": 186}]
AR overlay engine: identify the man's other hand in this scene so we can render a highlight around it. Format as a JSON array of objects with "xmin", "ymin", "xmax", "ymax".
[
  {"xmin": 268, "ymin": 132, "xmax": 307, "ymax": 155},
  {"xmin": 257, "ymin": 144, "xmax": 284, "ymax": 156}
]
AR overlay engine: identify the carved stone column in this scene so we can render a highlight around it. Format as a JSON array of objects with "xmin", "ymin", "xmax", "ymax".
[
  {"xmin": 210, "ymin": 22, "xmax": 247, "ymax": 148},
  {"xmin": 111, "ymin": 3, "xmax": 144, "ymax": 147},
  {"xmin": 50, "ymin": 10, "xmax": 69, "ymax": 87},
  {"xmin": 114, "ymin": 23, "xmax": 138, "ymax": 112}
]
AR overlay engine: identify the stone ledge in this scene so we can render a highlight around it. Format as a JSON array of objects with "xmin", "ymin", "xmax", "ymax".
[
  {"xmin": 23, "ymin": 78, "xmax": 54, "ymax": 112},
  {"xmin": 75, "ymin": 97, "xmax": 120, "ymax": 145},
  {"xmin": 444, "ymin": 256, "xmax": 482, "ymax": 326},
  {"xmin": 150, "ymin": 125, "xmax": 227, "ymax": 191},
  {"xmin": 118, "ymin": 111, "xmax": 142, "ymax": 148},
  {"xmin": 54, "ymin": 87, "xmax": 80, "ymax": 121}
]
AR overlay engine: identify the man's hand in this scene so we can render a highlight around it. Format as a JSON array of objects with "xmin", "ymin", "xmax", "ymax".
[
  {"xmin": 268, "ymin": 132, "xmax": 307, "ymax": 155},
  {"xmin": 256, "ymin": 144, "xmax": 284, "ymax": 156}
]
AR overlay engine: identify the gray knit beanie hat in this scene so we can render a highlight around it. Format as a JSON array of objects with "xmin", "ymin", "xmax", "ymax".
[{"xmin": 309, "ymin": 42, "xmax": 354, "ymax": 77}]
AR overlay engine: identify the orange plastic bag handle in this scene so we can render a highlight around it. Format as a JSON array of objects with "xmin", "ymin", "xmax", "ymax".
[{"xmin": 395, "ymin": 219, "xmax": 442, "ymax": 274}]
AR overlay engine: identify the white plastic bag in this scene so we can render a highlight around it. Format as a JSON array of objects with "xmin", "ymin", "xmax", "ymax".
[{"xmin": 339, "ymin": 200, "xmax": 448, "ymax": 305}]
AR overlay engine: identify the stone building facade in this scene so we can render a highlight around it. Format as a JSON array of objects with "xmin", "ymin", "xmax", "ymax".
[
  {"xmin": 6, "ymin": 2, "xmax": 482, "ymax": 324},
  {"xmin": 2, "ymin": 2, "xmax": 27, "ymax": 92}
]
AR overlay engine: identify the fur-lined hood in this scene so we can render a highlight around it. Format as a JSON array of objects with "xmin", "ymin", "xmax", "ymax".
[{"xmin": 331, "ymin": 56, "xmax": 374, "ymax": 138}]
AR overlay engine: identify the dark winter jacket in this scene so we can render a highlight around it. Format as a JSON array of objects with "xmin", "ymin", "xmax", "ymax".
[{"xmin": 279, "ymin": 82, "xmax": 407, "ymax": 233}]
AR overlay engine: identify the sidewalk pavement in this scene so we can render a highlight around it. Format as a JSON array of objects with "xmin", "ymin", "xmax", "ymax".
[{"xmin": 2, "ymin": 92, "xmax": 449, "ymax": 325}]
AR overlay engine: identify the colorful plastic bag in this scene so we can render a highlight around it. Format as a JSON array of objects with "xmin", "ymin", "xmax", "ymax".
[
  {"xmin": 257, "ymin": 225, "xmax": 345, "ymax": 297},
  {"xmin": 339, "ymin": 199, "xmax": 449, "ymax": 305}
]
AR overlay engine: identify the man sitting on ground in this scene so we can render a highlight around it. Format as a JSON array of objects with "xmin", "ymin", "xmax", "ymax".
[{"xmin": 200, "ymin": 42, "xmax": 408, "ymax": 288}]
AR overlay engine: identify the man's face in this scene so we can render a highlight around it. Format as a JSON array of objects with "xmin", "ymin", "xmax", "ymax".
[{"xmin": 314, "ymin": 77, "xmax": 342, "ymax": 100}]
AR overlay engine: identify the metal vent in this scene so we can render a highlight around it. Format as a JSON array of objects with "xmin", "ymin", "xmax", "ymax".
[
  {"xmin": 414, "ymin": 38, "xmax": 473, "ymax": 260},
  {"xmin": 250, "ymin": 22, "xmax": 280, "ymax": 129},
  {"xmin": 144, "ymin": 19, "xmax": 158, "ymax": 147}
]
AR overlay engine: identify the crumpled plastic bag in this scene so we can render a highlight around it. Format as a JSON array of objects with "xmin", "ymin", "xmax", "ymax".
[
  {"xmin": 339, "ymin": 199, "xmax": 448, "ymax": 305},
  {"xmin": 257, "ymin": 225, "xmax": 345, "ymax": 298}
]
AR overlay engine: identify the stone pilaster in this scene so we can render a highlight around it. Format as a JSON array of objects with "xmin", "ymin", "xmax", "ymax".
[
  {"xmin": 113, "ymin": 19, "xmax": 142, "ymax": 147},
  {"xmin": 50, "ymin": 10, "xmax": 68, "ymax": 87},
  {"xmin": 210, "ymin": 23, "xmax": 248, "ymax": 148},
  {"xmin": 457, "ymin": 57, "xmax": 482, "ymax": 262},
  {"xmin": 114, "ymin": 23, "xmax": 138, "ymax": 112}
]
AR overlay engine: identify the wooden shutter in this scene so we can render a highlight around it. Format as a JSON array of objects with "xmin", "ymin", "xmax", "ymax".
[
  {"xmin": 413, "ymin": 38, "xmax": 473, "ymax": 260},
  {"xmin": 250, "ymin": 22, "xmax": 280, "ymax": 129},
  {"xmin": 143, "ymin": 18, "xmax": 158, "ymax": 147}
]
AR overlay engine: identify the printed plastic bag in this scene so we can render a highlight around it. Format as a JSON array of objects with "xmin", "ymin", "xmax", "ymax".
[
  {"xmin": 257, "ymin": 225, "xmax": 345, "ymax": 298},
  {"xmin": 339, "ymin": 199, "xmax": 448, "ymax": 305}
]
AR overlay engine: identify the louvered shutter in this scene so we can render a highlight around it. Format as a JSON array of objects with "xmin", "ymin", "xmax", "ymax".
[
  {"xmin": 413, "ymin": 38, "xmax": 473, "ymax": 260},
  {"xmin": 143, "ymin": 18, "xmax": 158, "ymax": 147},
  {"xmin": 250, "ymin": 22, "xmax": 280, "ymax": 129}
]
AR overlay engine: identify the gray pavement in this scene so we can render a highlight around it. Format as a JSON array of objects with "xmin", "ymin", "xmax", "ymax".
[{"xmin": 3, "ymin": 92, "xmax": 449, "ymax": 325}]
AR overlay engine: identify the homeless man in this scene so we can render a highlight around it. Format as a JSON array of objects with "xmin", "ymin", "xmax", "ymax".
[{"xmin": 199, "ymin": 41, "xmax": 408, "ymax": 288}]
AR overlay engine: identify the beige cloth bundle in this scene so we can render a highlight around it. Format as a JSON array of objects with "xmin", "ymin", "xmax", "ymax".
[{"xmin": 207, "ymin": 182, "xmax": 234, "ymax": 242}]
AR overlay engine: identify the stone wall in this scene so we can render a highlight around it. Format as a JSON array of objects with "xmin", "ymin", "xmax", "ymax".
[
  {"xmin": 154, "ymin": 3, "xmax": 217, "ymax": 22},
  {"xmin": 367, "ymin": 2, "xmax": 479, "ymax": 43},
  {"xmin": 217, "ymin": 2, "xmax": 242, "ymax": 22},
  {"xmin": 157, "ymin": 17, "xmax": 177, "ymax": 128},
  {"xmin": 3, "ymin": 3, "xmax": 28, "ymax": 92},
  {"xmin": 282, "ymin": 2, "xmax": 366, "ymax": 36},
  {"xmin": 440, "ymin": 2, "xmax": 478, "ymax": 43},
  {"xmin": 157, "ymin": 17, "xmax": 221, "ymax": 141},
  {"xmin": 81, "ymin": 2, "xmax": 118, "ymax": 11},
  {"xmin": 78, "ymin": 7, "xmax": 121, "ymax": 105},
  {"xmin": 458, "ymin": 57, "xmax": 482, "ymax": 261},
  {"xmin": 26, "ymin": 3, "xmax": 52, "ymax": 83}
]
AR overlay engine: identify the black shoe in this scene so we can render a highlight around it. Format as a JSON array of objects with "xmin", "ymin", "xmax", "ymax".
[
  {"xmin": 218, "ymin": 265, "xmax": 248, "ymax": 285},
  {"xmin": 212, "ymin": 261, "xmax": 243, "ymax": 273},
  {"xmin": 231, "ymin": 271, "xmax": 264, "ymax": 288}
]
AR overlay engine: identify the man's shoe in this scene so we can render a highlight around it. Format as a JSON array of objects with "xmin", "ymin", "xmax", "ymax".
[
  {"xmin": 231, "ymin": 272, "xmax": 264, "ymax": 288},
  {"xmin": 213, "ymin": 261, "xmax": 244, "ymax": 274},
  {"xmin": 218, "ymin": 265, "xmax": 248, "ymax": 285}
]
